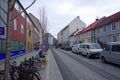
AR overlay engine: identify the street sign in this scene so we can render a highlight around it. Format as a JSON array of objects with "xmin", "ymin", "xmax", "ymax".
[{"xmin": 0, "ymin": 27, "xmax": 5, "ymax": 35}]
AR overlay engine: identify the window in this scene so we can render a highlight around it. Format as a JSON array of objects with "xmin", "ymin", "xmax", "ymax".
[
  {"xmin": 103, "ymin": 26, "xmax": 106, "ymax": 32},
  {"xmin": 105, "ymin": 45, "xmax": 110, "ymax": 51},
  {"xmin": 20, "ymin": 42, "xmax": 25, "ymax": 50},
  {"xmin": 15, "ymin": 41, "xmax": 18, "ymax": 50},
  {"xmin": 14, "ymin": 19, "xmax": 17, "ymax": 30},
  {"xmin": 112, "ymin": 36, "xmax": 116, "ymax": 42},
  {"xmin": 112, "ymin": 45, "xmax": 120, "ymax": 52},
  {"xmin": 29, "ymin": 29, "xmax": 31, "ymax": 37},
  {"xmin": 115, "ymin": 21, "xmax": 118, "ymax": 28},
  {"xmin": 21, "ymin": 12, "xmax": 25, "ymax": 18},
  {"xmin": 27, "ymin": 29, "xmax": 29, "ymax": 37},
  {"xmin": 97, "ymin": 29, "xmax": 99, "ymax": 35},
  {"xmin": 27, "ymin": 17, "xmax": 30, "ymax": 23},
  {"xmin": 21, "ymin": 24, "xmax": 24, "ymax": 34},
  {"xmin": 119, "ymin": 20, "xmax": 120, "ymax": 28},
  {"xmin": 112, "ymin": 22, "xmax": 116, "ymax": 30},
  {"xmin": 14, "ymin": 3, "xmax": 19, "ymax": 11},
  {"xmin": 0, "ymin": 39, "xmax": 6, "ymax": 53},
  {"xmin": 11, "ymin": 41, "xmax": 15, "ymax": 51},
  {"xmin": 27, "ymin": 29, "xmax": 31, "ymax": 37}
]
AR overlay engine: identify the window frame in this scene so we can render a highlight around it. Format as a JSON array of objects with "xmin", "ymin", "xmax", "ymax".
[{"xmin": 14, "ymin": 19, "xmax": 17, "ymax": 30}]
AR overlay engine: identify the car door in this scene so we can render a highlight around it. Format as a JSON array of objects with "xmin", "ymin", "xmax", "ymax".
[
  {"xmin": 102, "ymin": 44, "xmax": 111, "ymax": 62},
  {"xmin": 110, "ymin": 44, "xmax": 120, "ymax": 65}
]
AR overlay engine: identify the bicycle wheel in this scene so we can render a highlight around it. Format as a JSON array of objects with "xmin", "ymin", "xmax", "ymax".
[
  {"xmin": 24, "ymin": 70, "xmax": 41, "ymax": 80},
  {"xmin": 31, "ymin": 72, "xmax": 41, "ymax": 80}
]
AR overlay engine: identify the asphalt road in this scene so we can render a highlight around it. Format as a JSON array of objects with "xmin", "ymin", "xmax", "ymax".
[{"xmin": 51, "ymin": 48, "xmax": 120, "ymax": 80}]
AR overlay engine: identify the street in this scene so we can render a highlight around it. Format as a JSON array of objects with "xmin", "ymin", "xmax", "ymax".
[{"xmin": 51, "ymin": 48, "xmax": 120, "ymax": 80}]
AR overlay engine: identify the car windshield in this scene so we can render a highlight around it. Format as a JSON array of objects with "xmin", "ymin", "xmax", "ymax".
[{"xmin": 89, "ymin": 44, "xmax": 101, "ymax": 49}]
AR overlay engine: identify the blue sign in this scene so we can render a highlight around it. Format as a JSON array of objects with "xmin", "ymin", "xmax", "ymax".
[{"xmin": 0, "ymin": 27, "xmax": 4, "ymax": 35}]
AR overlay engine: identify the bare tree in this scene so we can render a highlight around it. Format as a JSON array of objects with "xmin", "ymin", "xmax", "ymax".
[
  {"xmin": 39, "ymin": 6, "xmax": 47, "ymax": 33},
  {"xmin": 0, "ymin": 0, "xmax": 36, "ymax": 80},
  {"xmin": 39, "ymin": 6, "xmax": 48, "ymax": 51}
]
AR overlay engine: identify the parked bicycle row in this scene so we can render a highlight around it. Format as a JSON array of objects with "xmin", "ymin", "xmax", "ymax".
[
  {"xmin": 59, "ymin": 42, "xmax": 120, "ymax": 66},
  {"xmin": 0, "ymin": 55, "xmax": 42, "ymax": 80}
]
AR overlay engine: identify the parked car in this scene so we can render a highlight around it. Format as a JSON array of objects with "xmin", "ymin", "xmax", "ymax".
[
  {"xmin": 72, "ymin": 43, "xmax": 82, "ymax": 54},
  {"xmin": 81, "ymin": 43, "xmax": 103, "ymax": 58},
  {"xmin": 65, "ymin": 46, "xmax": 72, "ymax": 51},
  {"xmin": 100, "ymin": 42, "xmax": 120, "ymax": 65}
]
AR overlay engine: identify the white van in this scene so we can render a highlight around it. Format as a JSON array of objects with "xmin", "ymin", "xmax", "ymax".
[
  {"xmin": 100, "ymin": 42, "xmax": 120, "ymax": 65},
  {"xmin": 72, "ymin": 43, "xmax": 82, "ymax": 54},
  {"xmin": 81, "ymin": 43, "xmax": 103, "ymax": 58}
]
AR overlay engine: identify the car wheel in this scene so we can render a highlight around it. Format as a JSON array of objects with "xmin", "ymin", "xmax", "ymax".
[
  {"xmin": 101, "ymin": 56, "xmax": 106, "ymax": 63},
  {"xmin": 86, "ymin": 53, "xmax": 90, "ymax": 58}
]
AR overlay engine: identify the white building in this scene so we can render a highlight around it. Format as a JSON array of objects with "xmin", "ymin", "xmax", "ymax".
[
  {"xmin": 58, "ymin": 16, "xmax": 86, "ymax": 46},
  {"xmin": 48, "ymin": 33, "xmax": 54, "ymax": 46}
]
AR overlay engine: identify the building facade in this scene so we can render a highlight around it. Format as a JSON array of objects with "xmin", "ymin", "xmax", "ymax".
[
  {"xmin": 11, "ymin": 2, "xmax": 27, "ymax": 56},
  {"xmin": 29, "ymin": 13, "xmax": 43, "ymax": 50},
  {"xmin": 47, "ymin": 33, "xmax": 54, "ymax": 46},
  {"xmin": 58, "ymin": 16, "xmax": 86, "ymax": 46},
  {"xmin": 0, "ymin": 1, "xmax": 42, "ymax": 60},
  {"xmin": 0, "ymin": 0, "xmax": 8, "ymax": 60},
  {"xmin": 26, "ymin": 16, "xmax": 33, "ymax": 52},
  {"xmin": 94, "ymin": 12, "xmax": 120, "ymax": 45},
  {"xmin": 69, "ymin": 29, "xmax": 80, "ymax": 47},
  {"xmin": 80, "ymin": 19, "xmax": 100, "ymax": 43}
]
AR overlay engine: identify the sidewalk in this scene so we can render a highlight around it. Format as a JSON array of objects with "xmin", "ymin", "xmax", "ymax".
[{"xmin": 39, "ymin": 48, "xmax": 63, "ymax": 80}]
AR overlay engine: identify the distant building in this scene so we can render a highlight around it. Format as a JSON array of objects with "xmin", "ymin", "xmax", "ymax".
[
  {"xmin": 58, "ymin": 16, "xmax": 86, "ymax": 46},
  {"xmin": 69, "ymin": 29, "xmax": 80, "ymax": 47},
  {"xmin": 47, "ymin": 33, "xmax": 54, "ymax": 46},
  {"xmin": 80, "ymin": 18, "xmax": 101, "ymax": 43}
]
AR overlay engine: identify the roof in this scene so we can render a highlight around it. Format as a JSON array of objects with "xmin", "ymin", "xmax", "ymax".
[
  {"xmin": 81, "ymin": 19, "xmax": 100, "ymax": 33},
  {"xmin": 69, "ymin": 29, "xmax": 80, "ymax": 37},
  {"xmin": 96, "ymin": 11, "xmax": 120, "ymax": 27}
]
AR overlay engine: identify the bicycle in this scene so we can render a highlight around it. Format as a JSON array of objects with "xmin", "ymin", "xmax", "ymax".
[
  {"xmin": 18, "ymin": 57, "xmax": 41, "ymax": 80},
  {"xmin": 0, "ymin": 57, "xmax": 41, "ymax": 80}
]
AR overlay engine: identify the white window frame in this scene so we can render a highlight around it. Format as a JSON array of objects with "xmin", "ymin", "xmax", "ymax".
[
  {"xmin": 21, "ymin": 24, "xmax": 24, "ymax": 34},
  {"xmin": 112, "ymin": 35, "xmax": 117, "ymax": 42},
  {"xmin": 118, "ymin": 20, "xmax": 120, "ymax": 28},
  {"xmin": 111, "ymin": 22, "xmax": 116, "ymax": 30},
  {"xmin": 103, "ymin": 26, "xmax": 106, "ymax": 33},
  {"xmin": 14, "ymin": 19, "xmax": 17, "ymax": 30},
  {"xmin": 14, "ymin": 3, "xmax": 19, "ymax": 11}
]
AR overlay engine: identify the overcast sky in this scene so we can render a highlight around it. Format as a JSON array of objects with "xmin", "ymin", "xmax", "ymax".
[{"xmin": 20, "ymin": 0, "xmax": 120, "ymax": 38}]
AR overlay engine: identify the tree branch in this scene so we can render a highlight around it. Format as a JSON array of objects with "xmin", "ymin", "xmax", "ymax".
[
  {"xmin": 0, "ymin": 15, "xmax": 8, "ymax": 26},
  {"xmin": 0, "ymin": 4, "xmax": 8, "ymax": 14},
  {"xmin": 11, "ymin": 0, "xmax": 36, "ymax": 21}
]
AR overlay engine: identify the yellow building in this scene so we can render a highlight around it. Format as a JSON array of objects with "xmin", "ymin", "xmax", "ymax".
[{"xmin": 26, "ymin": 16, "xmax": 33, "ymax": 52}]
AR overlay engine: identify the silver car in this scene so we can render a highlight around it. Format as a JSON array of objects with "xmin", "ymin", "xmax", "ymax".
[{"xmin": 100, "ymin": 42, "xmax": 120, "ymax": 65}]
